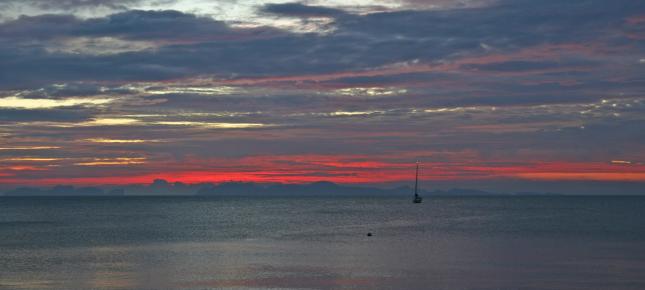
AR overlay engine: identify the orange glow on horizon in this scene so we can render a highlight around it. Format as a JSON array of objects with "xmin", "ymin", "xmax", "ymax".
[
  {"xmin": 0, "ymin": 156, "xmax": 643, "ymax": 186},
  {"xmin": 514, "ymin": 172, "xmax": 645, "ymax": 182}
]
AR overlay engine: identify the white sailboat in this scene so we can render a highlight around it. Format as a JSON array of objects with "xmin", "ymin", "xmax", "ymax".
[{"xmin": 413, "ymin": 162, "xmax": 423, "ymax": 203}]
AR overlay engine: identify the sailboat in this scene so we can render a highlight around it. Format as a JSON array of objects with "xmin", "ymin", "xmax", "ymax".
[{"xmin": 413, "ymin": 162, "xmax": 423, "ymax": 203}]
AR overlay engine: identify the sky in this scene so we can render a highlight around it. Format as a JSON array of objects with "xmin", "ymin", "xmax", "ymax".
[{"xmin": 0, "ymin": 0, "xmax": 644, "ymax": 194}]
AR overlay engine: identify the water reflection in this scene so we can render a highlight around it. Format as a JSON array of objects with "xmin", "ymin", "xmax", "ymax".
[{"xmin": 1, "ymin": 197, "xmax": 645, "ymax": 289}]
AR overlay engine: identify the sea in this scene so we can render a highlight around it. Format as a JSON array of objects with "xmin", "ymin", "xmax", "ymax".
[{"xmin": 1, "ymin": 196, "xmax": 644, "ymax": 290}]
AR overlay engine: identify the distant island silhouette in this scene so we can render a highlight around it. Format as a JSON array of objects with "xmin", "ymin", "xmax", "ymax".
[{"xmin": 1, "ymin": 179, "xmax": 561, "ymax": 197}]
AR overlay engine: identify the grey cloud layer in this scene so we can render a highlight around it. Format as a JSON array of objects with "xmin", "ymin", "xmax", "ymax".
[
  {"xmin": 0, "ymin": 0, "xmax": 144, "ymax": 9},
  {"xmin": 0, "ymin": 1, "xmax": 642, "ymax": 88},
  {"xmin": 260, "ymin": 2, "xmax": 347, "ymax": 17},
  {"xmin": 0, "ymin": 1, "xmax": 644, "ymax": 191}
]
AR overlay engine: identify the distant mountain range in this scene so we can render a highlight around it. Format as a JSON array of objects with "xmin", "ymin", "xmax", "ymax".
[{"xmin": 1, "ymin": 179, "xmax": 561, "ymax": 197}]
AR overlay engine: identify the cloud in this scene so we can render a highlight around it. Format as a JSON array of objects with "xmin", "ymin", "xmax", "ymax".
[
  {"xmin": 0, "ymin": 14, "xmax": 81, "ymax": 40},
  {"xmin": 0, "ymin": 108, "xmax": 92, "ymax": 122},
  {"xmin": 461, "ymin": 60, "xmax": 595, "ymax": 73},
  {"xmin": 397, "ymin": 0, "xmax": 496, "ymax": 10},
  {"xmin": 153, "ymin": 121, "xmax": 268, "ymax": 129},
  {"xmin": 46, "ymin": 36, "xmax": 156, "ymax": 55},
  {"xmin": 0, "ymin": 96, "xmax": 114, "ymax": 109},
  {"xmin": 0, "ymin": 0, "xmax": 149, "ymax": 21},
  {"xmin": 83, "ymin": 138, "xmax": 159, "ymax": 143},
  {"xmin": 80, "ymin": 118, "xmax": 140, "ymax": 126},
  {"xmin": 0, "ymin": 9, "xmax": 266, "ymax": 42},
  {"xmin": 0, "ymin": 0, "xmax": 644, "ymax": 193},
  {"xmin": 74, "ymin": 157, "xmax": 146, "ymax": 166},
  {"xmin": 78, "ymin": 10, "xmax": 233, "ymax": 40},
  {"xmin": 260, "ymin": 3, "xmax": 346, "ymax": 18},
  {"xmin": 1, "ymin": 0, "xmax": 643, "ymax": 90},
  {"xmin": 0, "ymin": 0, "xmax": 142, "ymax": 10},
  {"xmin": 0, "ymin": 146, "xmax": 60, "ymax": 150}
]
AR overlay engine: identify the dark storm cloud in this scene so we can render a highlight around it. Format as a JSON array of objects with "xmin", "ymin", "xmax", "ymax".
[
  {"xmin": 321, "ymin": 0, "xmax": 644, "ymax": 73},
  {"xmin": 0, "ymin": 0, "xmax": 144, "ymax": 10},
  {"xmin": 0, "ymin": 108, "xmax": 92, "ymax": 122},
  {"xmin": 0, "ymin": 53, "xmax": 184, "ymax": 90},
  {"xmin": 0, "ymin": 0, "xmax": 176, "ymax": 22},
  {"xmin": 0, "ymin": 14, "xmax": 80, "ymax": 40},
  {"xmin": 0, "ymin": 10, "xmax": 255, "ymax": 41},
  {"xmin": 79, "ymin": 10, "xmax": 239, "ymax": 40},
  {"xmin": 461, "ymin": 60, "xmax": 597, "ymax": 73},
  {"xmin": 0, "ymin": 0, "xmax": 643, "ymax": 90},
  {"xmin": 260, "ymin": 3, "xmax": 346, "ymax": 18}
]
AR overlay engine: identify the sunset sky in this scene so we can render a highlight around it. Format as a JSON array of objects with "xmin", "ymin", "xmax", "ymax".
[{"xmin": 0, "ymin": 0, "xmax": 644, "ymax": 193}]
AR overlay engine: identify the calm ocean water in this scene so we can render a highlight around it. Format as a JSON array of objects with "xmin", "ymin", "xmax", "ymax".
[{"xmin": 1, "ymin": 196, "xmax": 644, "ymax": 290}]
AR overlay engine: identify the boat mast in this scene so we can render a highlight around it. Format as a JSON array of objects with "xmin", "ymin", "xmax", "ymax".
[{"xmin": 414, "ymin": 162, "xmax": 419, "ymax": 196}]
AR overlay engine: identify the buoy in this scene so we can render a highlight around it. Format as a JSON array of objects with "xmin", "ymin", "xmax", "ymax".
[{"xmin": 367, "ymin": 232, "xmax": 372, "ymax": 237}]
